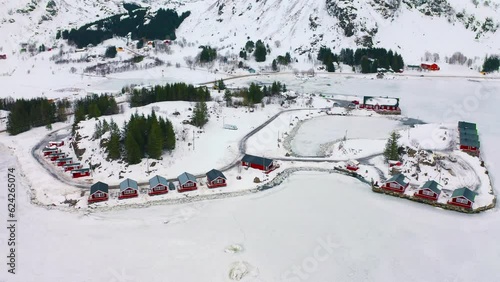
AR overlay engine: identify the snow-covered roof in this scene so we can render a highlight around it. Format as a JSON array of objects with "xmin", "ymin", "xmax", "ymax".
[
  {"xmin": 363, "ymin": 96, "xmax": 399, "ymax": 106},
  {"xmin": 63, "ymin": 162, "xmax": 80, "ymax": 167}
]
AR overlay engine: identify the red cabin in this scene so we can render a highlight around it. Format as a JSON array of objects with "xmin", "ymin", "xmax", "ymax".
[
  {"xmin": 71, "ymin": 168, "xmax": 90, "ymax": 178},
  {"xmin": 421, "ymin": 63, "xmax": 440, "ymax": 71},
  {"xmin": 206, "ymin": 169, "xmax": 227, "ymax": 188},
  {"xmin": 49, "ymin": 140, "xmax": 64, "ymax": 147},
  {"xmin": 49, "ymin": 153, "xmax": 66, "ymax": 161},
  {"xmin": 346, "ymin": 160, "xmax": 359, "ymax": 171},
  {"xmin": 63, "ymin": 163, "xmax": 82, "ymax": 172},
  {"xmin": 56, "ymin": 157, "xmax": 73, "ymax": 166},
  {"xmin": 42, "ymin": 148, "xmax": 60, "ymax": 156},
  {"xmin": 241, "ymin": 154, "xmax": 277, "ymax": 173},
  {"xmin": 88, "ymin": 182, "xmax": 109, "ymax": 204},
  {"xmin": 414, "ymin": 180, "xmax": 441, "ymax": 201},
  {"xmin": 381, "ymin": 174, "xmax": 409, "ymax": 193},
  {"xmin": 178, "ymin": 172, "xmax": 197, "ymax": 192},
  {"xmin": 118, "ymin": 178, "xmax": 139, "ymax": 199},
  {"xmin": 448, "ymin": 187, "xmax": 476, "ymax": 209},
  {"xmin": 148, "ymin": 175, "xmax": 169, "ymax": 196},
  {"xmin": 388, "ymin": 160, "xmax": 403, "ymax": 168}
]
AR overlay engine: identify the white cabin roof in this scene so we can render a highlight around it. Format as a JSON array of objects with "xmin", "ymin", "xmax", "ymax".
[{"xmin": 365, "ymin": 97, "xmax": 398, "ymax": 106}]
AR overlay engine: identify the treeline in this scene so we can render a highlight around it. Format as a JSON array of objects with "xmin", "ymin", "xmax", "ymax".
[
  {"xmin": 0, "ymin": 97, "xmax": 15, "ymax": 111},
  {"xmin": 229, "ymin": 81, "xmax": 286, "ymax": 105},
  {"xmin": 7, "ymin": 98, "xmax": 70, "ymax": 135},
  {"xmin": 483, "ymin": 55, "xmax": 499, "ymax": 73},
  {"xmin": 128, "ymin": 83, "xmax": 211, "ymax": 107},
  {"xmin": 317, "ymin": 47, "xmax": 405, "ymax": 73},
  {"xmin": 239, "ymin": 40, "xmax": 269, "ymax": 62},
  {"xmin": 121, "ymin": 111, "xmax": 176, "ymax": 163},
  {"xmin": 74, "ymin": 94, "xmax": 119, "ymax": 125},
  {"xmin": 58, "ymin": 7, "xmax": 190, "ymax": 48}
]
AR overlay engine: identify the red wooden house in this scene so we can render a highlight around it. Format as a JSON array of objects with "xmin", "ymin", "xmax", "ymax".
[
  {"xmin": 42, "ymin": 147, "xmax": 60, "ymax": 156},
  {"xmin": 71, "ymin": 168, "xmax": 90, "ymax": 178},
  {"xmin": 346, "ymin": 160, "xmax": 359, "ymax": 171},
  {"xmin": 414, "ymin": 180, "xmax": 442, "ymax": 201},
  {"xmin": 88, "ymin": 181, "xmax": 109, "ymax": 204},
  {"xmin": 118, "ymin": 178, "xmax": 139, "ymax": 199},
  {"xmin": 241, "ymin": 154, "xmax": 276, "ymax": 173},
  {"xmin": 381, "ymin": 174, "xmax": 409, "ymax": 193},
  {"xmin": 421, "ymin": 63, "xmax": 440, "ymax": 71},
  {"xmin": 177, "ymin": 172, "xmax": 197, "ymax": 192},
  {"xmin": 63, "ymin": 162, "xmax": 82, "ymax": 172},
  {"xmin": 56, "ymin": 157, "xmax": 73, "ymax": 166},
  {"xmin": 359, "ymin": 96, "xmax": 401, "ymax": 114},
  {"xmin": 388, "ymin": 160, "xmax": 403, "ymax": 168},
  {"xmin": 148, "ymin": 175, "xmax": 169, "ymax": 196},
  {"xmin": 206, "ymin": 169, "xmax": 227, "ymax": 188},
  {"xmin": 448, "ymin": 187, "xmax": 476, "ymax": 209},
  {"xmin": 49, "ymin": 153, "xmax": 66, "ymax": 161},
  {"xmin": 49, "ymin": 140, "xmax": 64, "ymax": 147}
]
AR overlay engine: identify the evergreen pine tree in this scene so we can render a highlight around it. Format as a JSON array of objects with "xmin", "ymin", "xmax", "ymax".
[
  {"xmin": 164, "ymin": 119, "xmax": 176, "ymax": 150},
  {"xmin": 383, "ymin": 131, "xmax": 401, "ymax": 161},
  {"xmin": 224, "ymin": 89, "xmax": 232, "ymax": 107},
  {"xmin": 107, "ymin": 131, "xmax": 121, "ymax": 160},
  {"xmin": 361, "ymin": 56, "xmax": 371, "ymax": 73},
  {"xmin": 147, "ymin": 121, "xmax": 163, "ymax": 159},
  {"xmin": 191, "ymin": 101, "xmax": 209, "ymax": 127},
  {"xmin": 125, "ymin": 130, "xmax": 141, "ymax": 164},
  {"xmin": 272, "ymin": 59, "xmax": 278, "ymax": 71},
  {"xmin": 254, "ymin": 40, "xmax": 267, "ymax": 62}
]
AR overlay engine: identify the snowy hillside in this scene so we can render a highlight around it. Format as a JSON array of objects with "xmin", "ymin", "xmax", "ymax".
[{"xmin": 0, "ymin": 0, "xmax": 499, "ymax": 71}]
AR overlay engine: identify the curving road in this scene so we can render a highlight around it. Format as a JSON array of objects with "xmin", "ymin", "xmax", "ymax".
[{"xmin": 32, "ymin": 108, "xmax": 328, "ymax": 190}]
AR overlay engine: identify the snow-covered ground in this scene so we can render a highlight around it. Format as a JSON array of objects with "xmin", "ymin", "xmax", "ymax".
[
  {"xmin": 290, "ymin": 115, "xmax": 401, "ymax": 156},
  {"xmin": 3, "ymin": 149, "xmax": 500, "ymax": 282},
  {"xmin": 0, "ymin": 69, "xmax": 500, "ymax": 281}
]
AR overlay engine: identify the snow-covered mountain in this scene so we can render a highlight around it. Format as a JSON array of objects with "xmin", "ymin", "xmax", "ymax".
[{"xmin": 0, "ymin": 0, "xmax": 499, "ymax": 64}]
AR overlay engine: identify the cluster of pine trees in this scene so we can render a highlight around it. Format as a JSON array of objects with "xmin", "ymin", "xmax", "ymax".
[
  {"xmin": 316, "ymin": 47, "xmax": 405, "ymax": 73},
  {"xmin": 199, "ymin": 46, "xmax": 217, "ymax": 63},
  {"xmin": 58, "ymin": 7, "xmax": 190, "ymax": 48},
  {"xmin": 317, "ymin": 47, "xmax": 337, "ymax": 72},
  {"xmin": 239, "ymin": 40, "xmax": 269, "ymax": 62},
  {"xmin": 354, "ymin": 48, "xmax": 405, "ymax": 73},
  {"xmin": 272, "ymin": 52, "xmax": 292, "ymax": 71},
  {"xmin": 103, "ymin": 111, "xmax": 176, "ymax": 164},
  {"xmin": 74, "ymin": 94, "xmax": 119, "ymax": 125},
  {"xmin": 231, "ymin": 81, "xmax": 286, "ymax": 105},
  {"xmin": 7, "ymin": 98, "xmax": 70, "ymax": 135},
  {"xmin": 128, "ymin": 83, "xmax": 211, "ymax": 108},
  {"xmin": 0, "ymin": 97, "xmax": 15, "ymax": 111},
  {"xmin": 482, "ymin": 55, "xmax": 500, "ymax": 72}
]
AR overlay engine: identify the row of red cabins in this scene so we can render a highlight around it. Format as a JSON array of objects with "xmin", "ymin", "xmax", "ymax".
[
  {"xmin": 89, "ymin": 169, "xmax": 228, "ymax": 203},
  {"xmin": 42, "ymin": 141, "xmax": 91, "ymax": 178},
  {"xmin": 380, "ymin": 174, "xmax": 477, "ymax": 209},
  {"xmin": 89, "ymin": 154, "xmax": 277, "ymax": 204}
]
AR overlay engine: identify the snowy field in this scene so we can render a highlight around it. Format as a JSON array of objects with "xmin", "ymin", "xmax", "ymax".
[
  {"xmin": 2, "ymin": 151, "xmax": 500, "ymax": 282},
  {"xmin": 290, "ymin": 115, "xmax": 402, "ymax": 156},
  {"xmin": 1, "ymin": 72, "xmax": 500, "ymax": 281}
]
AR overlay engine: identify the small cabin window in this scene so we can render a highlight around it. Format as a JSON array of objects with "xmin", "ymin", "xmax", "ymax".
[
  {"xmin": 124, "ymin": 189, "xmax": 135, "ymax": 194},
  {"xmin": 423, "ymin": 190, "xmax": 433, "ymax": 196},
  {"xmin": 456, "ymin": 197, "xmax": 468, "ymax": 204},
  {"xmin": 95, "ymin": 192, "xmax": 104, "ymax": 198},
  {"xmin": 184, "ymin": 182, "xmax": 194, "ymax": 187}
]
